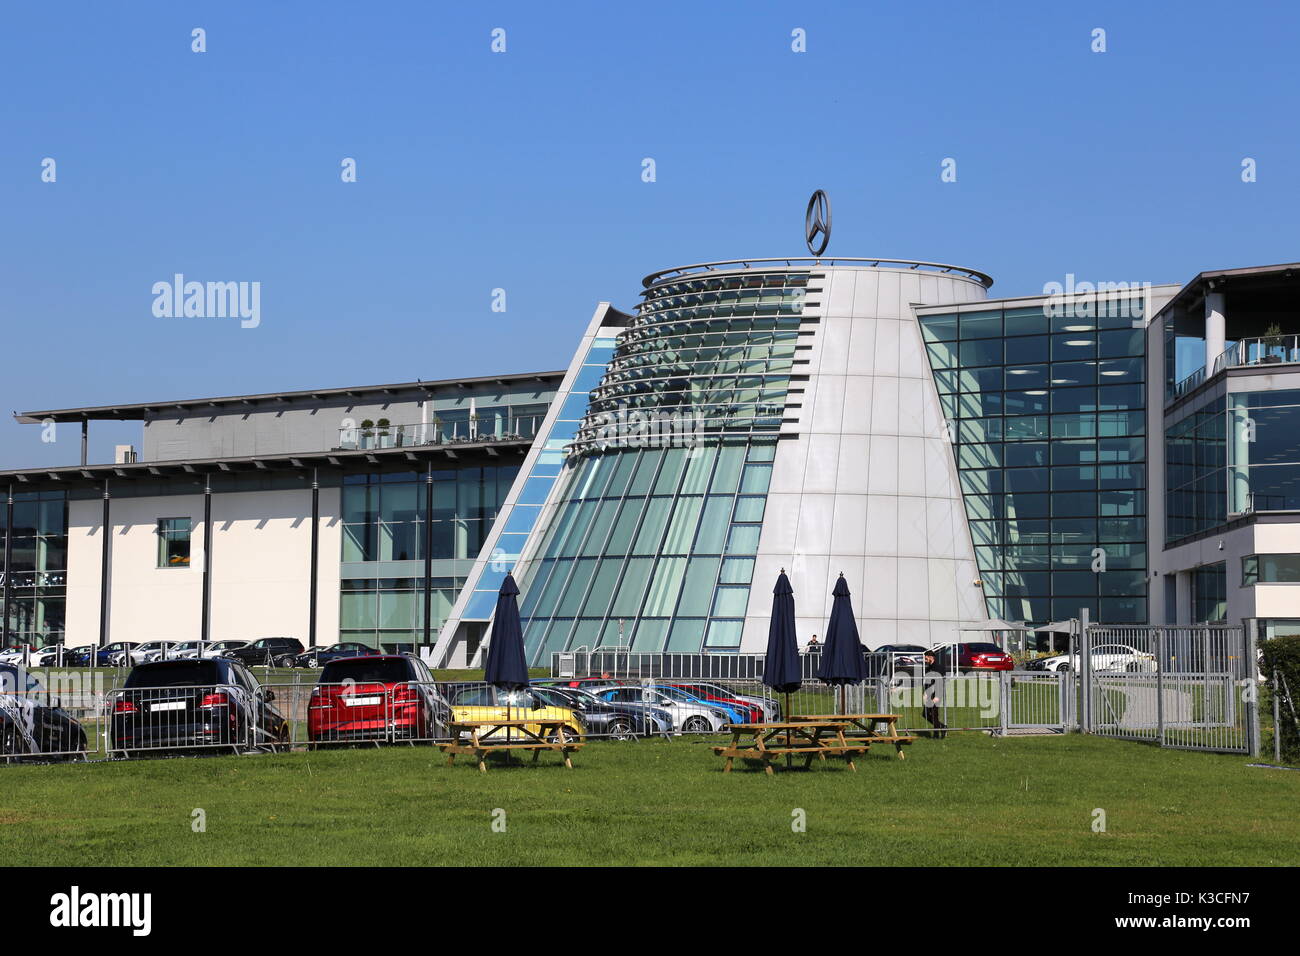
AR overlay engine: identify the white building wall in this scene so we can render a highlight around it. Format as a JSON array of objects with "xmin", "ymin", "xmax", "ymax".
[
  {"xmin": 65, "ymin": 488, "xmax": 340, "ymax": 647},
  {"xmin": 740, "ymin": 266, "xmax": 990, "ymax": 652}
]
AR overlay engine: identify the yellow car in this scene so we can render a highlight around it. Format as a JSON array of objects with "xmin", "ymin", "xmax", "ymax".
[{"xmin": 450, "ymin": 686, "xmax": 584, "ymax": 741}]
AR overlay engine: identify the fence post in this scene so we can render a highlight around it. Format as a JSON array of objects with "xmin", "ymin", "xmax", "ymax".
[
  {"xmin": 1246, "ymin": 618, "xmax": 1261, "ymax": 758},
  {"xmin": 999, "ymin": 671, "xmax": 1009, "ymax": 737},
  {"xmin": 1155, "ymin": 628, "xmax": 1165, "ymax": 746},
  {"xmin": 1080, "ymin": 612, "xmax": 1088, "ymax": 733}
]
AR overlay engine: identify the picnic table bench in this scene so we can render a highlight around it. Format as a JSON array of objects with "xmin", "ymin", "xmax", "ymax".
[
  {"xmin": 787, "ymin": 713, "xmax": 917, "ymax": 758},
  {"xmin": 439, "ymin": 719, "xmax": 583, "ymax": 773},
  {"xmin": 712, "ymin": 720, "xmax": 869, "ymax": 774}
]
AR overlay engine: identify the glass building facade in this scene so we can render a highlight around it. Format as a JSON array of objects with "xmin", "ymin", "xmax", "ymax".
[
  {"xmin": 339, "ymin": 466, "xmax": 518, "ymax": 648},
  {"xmin": 1165, "ymin": 400, "xmax": 1226, "ymax": 541},
  {"xmin": 1, "ymin": 490, "xmax": 68, "ymax": 647},
  {"xmin": 455, "ymin": 337, "xmax": 620, "ymax": 623},
  {"xmin": 514, "ymin": 269, "xmax": 807, "ymax": 662},
  {"xmin": 918, "ymin": 299, "xmax": 1149, "ymax": 623}
]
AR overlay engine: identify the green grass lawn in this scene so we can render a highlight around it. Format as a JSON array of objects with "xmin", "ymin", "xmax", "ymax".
[{"xmin": 1, "ymin": 733, "xmax": 1296, "ymax": 866}]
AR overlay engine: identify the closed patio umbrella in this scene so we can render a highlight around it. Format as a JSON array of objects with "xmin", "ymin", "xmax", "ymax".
[
  {"xmin": 483, "ymin": 573, "xmax": 529, "ymax": 750},
  {"xmin": 817, "ymin": 573, "xmax": 868, "ymax": 714},
  {"xmin": 763, "ymin": 570, "xmax": 801, "ymax": 765}
]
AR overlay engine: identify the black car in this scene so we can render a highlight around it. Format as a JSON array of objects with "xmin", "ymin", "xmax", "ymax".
[
  {"xmin": 0, "ymin": 664, "xmax": 88, "ymax": 760},
  {"xmin": 529, "ymin": 684, "xmax": 670, "ymax": 740},
  {"xmin": 225, "ymin": 637, "xmax": 304, "ymax": 668},
  {"xmin": 109, "ymin": 658, "xmax": 289, "ymax": 757},
  {"xmin": 292, "ymin": 641, "xmax": 372, "ymax": 668}
]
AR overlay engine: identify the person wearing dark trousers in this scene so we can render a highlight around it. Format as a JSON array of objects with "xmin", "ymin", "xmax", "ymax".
[{"xmin": 922, "ymin": 649, "xmax": 948, "ymax": 739}]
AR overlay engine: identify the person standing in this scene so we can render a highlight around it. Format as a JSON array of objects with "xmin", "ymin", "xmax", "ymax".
[{"xmin": 922, "ymin": 649, "xmax": 948, "ymax": 739}]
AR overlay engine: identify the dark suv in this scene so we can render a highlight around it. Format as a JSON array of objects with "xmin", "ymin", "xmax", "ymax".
[
  {"xmin": 109, "ymin": 658, "xmax": 289, "ymax": 757},
  {"xmin": 0, "ymin": 664, "xmax": 88, "ymax": 760},
  {"xmin": 225, "ymin": 637, "xmax": 304, "ymax": 668}
]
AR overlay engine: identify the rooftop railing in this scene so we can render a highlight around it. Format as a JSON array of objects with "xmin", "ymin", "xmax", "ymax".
[
  {"xmin": 1170, "ymin": 334, "xmax": 1300, "ymax": 401},
  {"xmin": 336, "ymin": 408, "xmax": 546, "ymax": 451},
  {"xmin": 1212, "ymin": 335, "xmax": 1300, "ymax": 375}
]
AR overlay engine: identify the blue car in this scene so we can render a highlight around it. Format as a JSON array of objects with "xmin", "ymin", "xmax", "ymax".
[
  {"xmin": 651, "ymin": 685, "xmax": 750, "ymax": 725},
  {"xmin": 64, "ymin": 642, "xmax": 138, "ymax": 667}
]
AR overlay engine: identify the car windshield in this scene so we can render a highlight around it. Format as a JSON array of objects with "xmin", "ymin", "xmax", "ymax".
[
  {"xmin": 967, "ymin": 643, "xmax": 1004, "ymax": 654},
  {"xmin": 320, "ymin": 657, "xmax": 408, "ymax": 684},
  {"xmin": 125, "ymin": 661, "xmax": 222, "ymax": 688}
]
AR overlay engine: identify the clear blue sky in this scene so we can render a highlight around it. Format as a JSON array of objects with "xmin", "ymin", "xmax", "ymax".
[{"xmin": 3, "ymin": 0, "xmax": 1298, "ymax": 468}]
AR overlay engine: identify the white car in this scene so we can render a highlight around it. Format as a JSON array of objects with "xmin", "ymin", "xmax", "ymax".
[
  {"xmin": 1039, "ymin": 643, "xmax": 1156, "ymax": 673},
  {"xmin": 595, "ymin": 685, "xmax": 732, "ymax": 733},
  {"xmin": 117, "ymin": 640, "xmax": 180, "ymax": 666},
  {"xmin": 177, "ymin": 640, "xmax": 248, "ymax": 660},
  {"xmin": 0, "ymin": 645, "xmax": 65, "ymax": 667}
]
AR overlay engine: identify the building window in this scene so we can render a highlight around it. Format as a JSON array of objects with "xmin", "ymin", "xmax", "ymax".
[
  {"xmin": 1242, "ymin": 553, "xmax": 1300, "ymax": 586},
  {"xmin": 156, "ymin": 518, "xmax": 192, "ymax": 568},
  {"xmin": 1192, "ymin": 562, "xmax": 1227, "ymax": 623}
]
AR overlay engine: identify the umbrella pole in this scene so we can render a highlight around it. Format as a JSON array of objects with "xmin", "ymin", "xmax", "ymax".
[{"xmin": 785, "ymin": 692, "xmax": 792, "ymax": 771}]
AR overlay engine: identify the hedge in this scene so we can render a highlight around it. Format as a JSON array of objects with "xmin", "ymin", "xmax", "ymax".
[{"xmin": 1260, "ymin": 635, "xmax": 1300, "ymax": 763}]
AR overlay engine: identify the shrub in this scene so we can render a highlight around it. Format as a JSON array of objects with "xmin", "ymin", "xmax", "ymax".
[{"xmin": 1260, "ymin": 635, "xmax": 1300, "ymax": 763}]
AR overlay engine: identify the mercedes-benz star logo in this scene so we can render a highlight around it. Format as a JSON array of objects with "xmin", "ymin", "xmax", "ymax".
[{"xmin": 804, "ymin": 189, "xmax": 831, "ymax": 256}]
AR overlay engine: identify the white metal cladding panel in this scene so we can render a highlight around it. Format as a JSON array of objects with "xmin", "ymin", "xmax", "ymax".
[{"xmin": 740, "ymin": 265, "xmax": 988, "ymax": 652}]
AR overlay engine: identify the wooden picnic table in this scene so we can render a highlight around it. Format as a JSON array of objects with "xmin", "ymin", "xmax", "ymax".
[
  {"xmin": 439, "ymin": 719, "xmax": 583, "ymax": 773},
  {"xmin": 712, "ymin": 720, "xmax": 868, "ymax": 774},
  {"xmin": 787, "ymin": 713, "xmax": 917, "ymax": 758}
]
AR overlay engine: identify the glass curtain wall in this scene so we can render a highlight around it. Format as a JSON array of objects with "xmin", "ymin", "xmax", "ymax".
[
  {"xmin": 340, "ymin": 467, "xmax": 517, "ymax": 648},
  {"xmin": 516, "ymin": 269, "xmax": 807, "ymax": 662},
  {"xmin": 1166, "ymin": 400, "xmax": 1227, "ymax": 541},
  {"xmin": 1227, "ymin": 389, "xmax": 1300, "ymax": 512},
  {"xmin": 1, "ymin": 490, "xmax": 68, "ymax": 648},
  {"xmin": 920, "ymin": 301, "xmax": 1148, "ymax": 624}
]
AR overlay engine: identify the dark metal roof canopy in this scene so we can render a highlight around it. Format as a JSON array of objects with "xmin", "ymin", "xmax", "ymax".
[
  {"xmin": 13, "ymin": 369, "xmax": 565, "ymax": 425},
  {"xmin": 0, "ymin": 437, "xmax": 533, "ymax": 487}
]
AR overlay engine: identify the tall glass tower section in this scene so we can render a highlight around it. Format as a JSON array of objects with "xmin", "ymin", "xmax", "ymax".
[
  {"xmin": 916, "ymin": 297, "xmax": 1149, "ymax": 623},
  {"xmin": 515, "ymin": 270, "xmax": 807, "ymax": 661}
]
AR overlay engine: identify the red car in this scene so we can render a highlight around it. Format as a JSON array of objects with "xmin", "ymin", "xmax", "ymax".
[
  {"xmin": 666, "ymin": 683, "xmax": 765, "ymax": 723},
  {"xmin": 307, "ymin": 655, "xmax": 447, "ymax": 745},
  {"xmin": 933, "ymin": 642, "xmax": 1014, "ymax": 673}
]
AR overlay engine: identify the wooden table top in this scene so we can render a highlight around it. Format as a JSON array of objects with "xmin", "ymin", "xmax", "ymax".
[
  {"xmin": 788, "ymin": 714, "xmax": 900, "ymax": 722},
  {"xmin": 726, "ymin": 720, "xmax": 854, "ymax": 732}
]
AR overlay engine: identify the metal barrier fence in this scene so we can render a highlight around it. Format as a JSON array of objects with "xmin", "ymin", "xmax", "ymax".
[{"xmin": 1080, "ymin": 623, "xmax": 1257, "ymax": 754}]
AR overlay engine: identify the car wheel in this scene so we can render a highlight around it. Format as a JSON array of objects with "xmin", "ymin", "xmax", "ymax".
[
  {"xmin": 607, "ymin": 718, "xmax": 635, "ymax": 741},
  {"xmin": 682, "ymin": 716, "xmax": 710, "ymax": 733},
  {"xmin": 307, "ymin": 658, "xmax": 320, "ymax": 669},
  {"xmin": 1056, "ymin": 663, "xmax": 1070, "ymax": 673},
  {"xmin": 549, "ymin": 726, "xmax": 582, "ymax": 744}
]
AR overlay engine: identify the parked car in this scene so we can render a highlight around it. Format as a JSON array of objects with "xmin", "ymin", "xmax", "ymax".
[
  {"xmin": 931, "ymin": 642, "xmax": 1015, "ymax": 674},
  {"xmin": 532, "ymin": 677, "xmax": 635, "ymax": 690},
  {"xmin": 225, "ymin": 637, "xmax": 305, "ymax": 668},
  {"xmin": 1028, "ymin": 643, "xmax": 1156, "ymax": 674},
  {"xmin": 528, "ymin": 684, "xmax": 670, "ymax": 739},
  {"xmin": 113, "ymin": 640, "xmax": 180, "ymax": 666},
  {"xmin": 64, "ymin": 641, "xmax": 138, "ymax": 667},
  {"xmin": 308, "ymin": 654, "xmax": 448, "ymax": 744},
  {"xmin": 595, "ymin": 685, "xmax": 731, "ymax": 733},
  {"xmin": 176, "ymin": 640, "xmax": 249, "ymax": 660},
  {"xmin": 869, "ymin": 644, "xmax": 929, "ymax": 672},
  {"xmin": 449, "ymin": 685, "xmax": 584, "ymax": 741},
  {"xmin": 22, "ymin": 644, "xmax": 67, "ymax": 667},
  {"xmin": 0, "ymin": 644, "xmax": 36, "ymax": 666},
  {"xmin": 665, "ymin": 682, "xmax": 771, "ymax": 722},
  {"xmin": 0, "ymin": 664, "xmax": 87, "ymax": 760},
  {"xmin": 293, "ymin": 641, "xmax": 372, "ymax": 669},
  {"xmin": 108, "ymin": 658, "xmax": 289, "ymax": 757}
]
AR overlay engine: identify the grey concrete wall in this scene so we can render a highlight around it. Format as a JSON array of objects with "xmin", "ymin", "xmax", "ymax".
[{"xmin": 141, "ymin": 381, "xmax": 557, "ymax": 461}]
